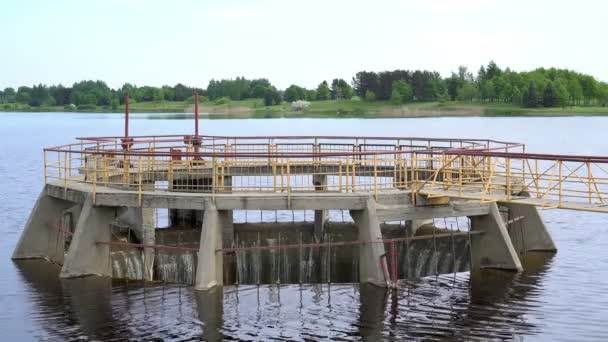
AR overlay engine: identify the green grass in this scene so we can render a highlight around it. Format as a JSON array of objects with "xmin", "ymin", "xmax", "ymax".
[{"xmin": 2, "ymin": 99, "xmax": 608, "ymax": 117}]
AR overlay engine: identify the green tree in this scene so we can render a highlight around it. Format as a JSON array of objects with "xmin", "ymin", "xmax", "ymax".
[
  {"xmin": 542, "ymin": 81, "xmax": 558, "ymax": 107},
  {"xmin": 284, "ymin": 84, "xmax": 306, "ymax": 102},
  {"xmin": 330, "ymin": 79, "xmax": 353, "ymax": 99},
  {"xmin": 390, "ymin": 80, "xmax": 413, "ymax": 104},
  {"xmin": 16, "ymin": 90, "xmax": 31, "ymax": 104},
  {"xmin": 524, "ymin": 80, "xmax": 538, "ymax": 108},
  {"xmin": 482, "ymin": 80, "xmax": 495, "ymax": 102},
  {"xmin": 457, "ymin": 83, "xmax": 477, "ymax": 102},
  {"xmin": 567, "ymin": 79, "xmax": 583, "ymax": 105},
  {"xmin": 555, "ymin": 82, "xmax": 570, "ymax": 107},
  {"xmin": 263, "ymin": 87, "xmax": 281, "ymax": 106},
  {"xmin": 511, "ymin": 87, "xmax": 522, "ymax": 105},
  {"xmin": 390, "ymin": 89, "xmax": 402, "ymax": 105},
  {"xmin": 316, "ymin": 81, "xmax": 330, "ymax": 100},
  {"xmin": 2, "ymin": 87, "xmax": 16, "ymax": 103},
  {"xmin": 305, "ymin": 89, "xmax": 317, "ymax": 101}
]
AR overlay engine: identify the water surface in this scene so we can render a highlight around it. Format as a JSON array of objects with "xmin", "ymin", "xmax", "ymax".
[{"xmin": 2, "ymin": 113, "xmax": 608, "ymax": 340}]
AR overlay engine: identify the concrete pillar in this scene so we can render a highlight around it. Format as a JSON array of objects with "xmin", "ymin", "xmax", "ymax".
[
  {"xmin": 313, "ymin": 174, "xmax": 328, "ymax": 240},
  {"xmin": 12, "ymin": 189, "xmax": 76, "ymax": 265},
  {"xmin": 194, "ymin": 287, "xmax": 224, "ymax": 341},
  {"xmin": 350, "ymin": 198, "xmax": 388, "ymax": 287},
  {"xmin": 502, "ymin": 203, "xmax": 557, "ymax": 252},
  {"xmin": 60, "ymin": 196, "xmax": 115, "ymax": 278},
  {"xmin": 195, "ymin": 202, "xmax": 231, "ymax": 290},
  {"xmin": 358, "ymin": 284, "xmax": 388, "ymax": 340},
  {"xmin": 469, "ymin": 202, "xmax": 523, "ymax": 272}
]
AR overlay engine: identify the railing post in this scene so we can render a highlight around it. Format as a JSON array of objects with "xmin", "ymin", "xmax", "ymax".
[
  {"xmin": 352, "ymin": 160, "xmax": 356, "ymax": 192},
  {"xmin": 168, "ymin": 158, "xmax": 173, "ymax": 191},
  {"xmin": 43, "ymin": 150, "xmax": 47, "ymax": 185},
  {"xmin": 459, "ymin": 155, "xmax": 463, "ymax": 196},
  {"xmin": 63, "ymin": 151, "xmax": 68, "ymax": 197},
  {"xmin": 138, "ymin": 156, "xmax": 143, "ymax": 207},
  {"xmin": 339, "ymin": 160, "xmax": 343, "ymax": 192},
  {"xmin": 212, "ymin": 156, "xmax": 216, "ymax": 203},
  {"xmin": 92, "ymin": 155, "xmax": 97, "ymax": 205},
  {"xmin": 535, "ymin": 159, "xmax": 540, "ymax": 198},
  {"xmin": 587, "ymin": 161, "xmax": 592, "ymax": 204},
  {"xmin": 373, "ymin": 156, "xmax": 378, "ymax": 200},
  {"xmin": 272, "ymin": 159, "xmax": 277, "ymax": 192},
  {"xmin": 287, "ymin": 160, "xmax": 291, "ymax": 208},
  {"xmin": 558, "ymin": 160, "xmax": 563, "ymax": 207},
  {"xmin": 410, "ymin": 152, "xmax": 416, "ymax": 203},
  {"xmin": 506, "ymin": 157, "xmax": 511, "ymax": 199}
]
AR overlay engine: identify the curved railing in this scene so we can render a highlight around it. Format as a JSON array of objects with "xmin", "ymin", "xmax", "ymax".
[
  {"xmin": 43, "ymin": 135, "xmax": 521, "ymax": 197},
  {"xmin": 42, "ymin": 134, "xmax": 608, "ymax": 212}
]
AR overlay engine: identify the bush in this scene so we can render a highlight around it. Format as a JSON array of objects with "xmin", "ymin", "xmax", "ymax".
[
  {"xmin": 350, "ymin": 96, "xmax": 361, "ymax": 101},
  {"xmin": 214, "ymin": 97, "xmax": 231, "ymax": 105},
  {"xmin": 64, "ymin": 104, "xmax": 77, "ymax": 111}
]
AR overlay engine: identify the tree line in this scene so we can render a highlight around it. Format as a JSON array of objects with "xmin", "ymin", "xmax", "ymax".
[{"xmin": 1, "ymin": 61, "xmax": 607, "ymax": 109}]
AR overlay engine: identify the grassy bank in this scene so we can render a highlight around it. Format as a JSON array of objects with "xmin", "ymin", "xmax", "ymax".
[{"xmin": 2, "ymin": 99, "xmax": 608, "ymax": 117}]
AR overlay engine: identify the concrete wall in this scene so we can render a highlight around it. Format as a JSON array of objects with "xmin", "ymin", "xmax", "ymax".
[{"xmin": 12, "ymin": 188, "xmax": 76, "ymax": 265}]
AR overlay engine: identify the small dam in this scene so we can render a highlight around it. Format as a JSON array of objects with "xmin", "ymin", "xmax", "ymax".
[{"xmin": 12, "ymin": 97, "xmax": 608, "ymax": 290}]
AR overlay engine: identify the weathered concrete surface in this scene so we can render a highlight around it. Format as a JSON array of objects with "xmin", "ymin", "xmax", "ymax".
[
  {"xmin": 46, "ymin": 182, "xmax": 409, "ymax": 210},
  {"xmin": 503, "ymin": 203, "xmax": 557, "ymax": 253},
  {"xmin": 376, "ymin": 201, "xmax": 490, "ymax": 222},
  {"xmin": 60, "ymin": 196, "xmax": 115, "ymax": 278},
  {"xmin": 12, "ymin": 189, "xmax": 76, "ymax": 264},
  {"xmin": 470, "ymin": 202, "xmax": 523, "ymax": 272},
  {"xmin": 350, "ymin": 198, "xmax": 388, "ymax": 287},
  {"xmin": 195, "ymin": 203, "xmax": 231, "ymax": 290}
]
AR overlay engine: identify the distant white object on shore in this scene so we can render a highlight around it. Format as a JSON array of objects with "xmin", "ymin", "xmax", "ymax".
[{"xmin": 290, "ymin": 100, "xmax": 310, "ymax": 111}]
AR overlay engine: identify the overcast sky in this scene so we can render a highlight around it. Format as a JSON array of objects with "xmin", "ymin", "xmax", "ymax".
[{"xmin": 1, "ymin": 0, "xmax": 606, "ymax": 90}]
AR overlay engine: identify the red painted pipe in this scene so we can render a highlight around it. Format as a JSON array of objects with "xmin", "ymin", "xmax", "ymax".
[
  {"xmin": 390, "ymin": 241, "xmax": 398, "ymax": 286},
  {"xmin": 125, "ymin": 92, "xmax": 129, "ymax": 138},
  {"xmin": 194, "ymin": 91, "xmax": 199, "ymax": 137}
]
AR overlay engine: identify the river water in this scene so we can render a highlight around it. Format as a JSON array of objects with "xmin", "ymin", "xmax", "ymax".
[{"xmin": 2, "ymin": 113, "xmax": 608, "ymax": 341}]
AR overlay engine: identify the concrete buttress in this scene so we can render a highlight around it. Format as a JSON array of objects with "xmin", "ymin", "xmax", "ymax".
[
  {"xmin": 195, "ymin": 202, "xmax": 232, "ymax": 290},
  {"xmin": 12, "ymin": 188, "xmax": 76, "ymax": 264},
  {"xmin": 350, "ymin": 198, "xmax": 388, "ymax": 287},
  {"xmin": 502, "ymin": 203, "xmax": 557, "ymax": 253},
  {"xmin": 60, "ymin": 196, "xmax": 115, "ymax": 278},
  {"xmin": 470, "ymin": 202, "xmax": 523, "ymax": 272}
]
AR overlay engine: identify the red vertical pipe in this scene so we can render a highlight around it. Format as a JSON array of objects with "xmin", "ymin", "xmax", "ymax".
[
  {"xmin": 390, "ymin": 241, "xmax": 397, "ymax": 286},
  {"xmin": 194, "ymin": 91, "xmax": 199, "ymax": 137},
  {"xmin": 125, "ymin": 92, "xmax": 129, "ymax": 139}
]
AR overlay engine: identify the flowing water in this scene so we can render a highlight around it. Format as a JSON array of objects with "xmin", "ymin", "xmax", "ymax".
[{"xmin": 2, "ymin": 113, "xmax": 608, "ymax": 340}]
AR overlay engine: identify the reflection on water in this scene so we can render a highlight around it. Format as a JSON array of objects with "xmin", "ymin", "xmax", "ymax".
[
  {"xmin": 4, "ymin": 114, "xmax": 608, "ymax": 340},
  {"xmin": 13, "ymin": 252, "xmax": 555, "ymax": 341}
]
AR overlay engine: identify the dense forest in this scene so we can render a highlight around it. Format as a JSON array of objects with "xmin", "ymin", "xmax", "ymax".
[{"xmin": 1, "ymin": 61, "xmax": 607, "ymax": 110}]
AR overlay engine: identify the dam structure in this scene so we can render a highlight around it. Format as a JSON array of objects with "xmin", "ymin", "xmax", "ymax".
[{"xmin": 11, "ymin": 102, "xmax": 608, "ymax": 290}]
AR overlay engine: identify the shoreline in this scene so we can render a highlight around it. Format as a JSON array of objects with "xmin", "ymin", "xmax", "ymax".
[{"xmin": 2, "ymin": 100, "xmax": 608, "ymax": 118}]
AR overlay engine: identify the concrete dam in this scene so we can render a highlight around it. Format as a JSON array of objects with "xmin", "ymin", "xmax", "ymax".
[{"xmin": 12, "ymin": 100, "xmax": 608, "ymax": 289}]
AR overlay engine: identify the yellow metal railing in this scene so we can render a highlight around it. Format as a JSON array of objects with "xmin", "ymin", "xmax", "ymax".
[{"xmin": 43, "ymin": 135, "xmax": 608, "ymax": 213}]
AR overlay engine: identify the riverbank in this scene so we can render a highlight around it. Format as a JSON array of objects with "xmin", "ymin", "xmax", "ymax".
[{"xmin": 2, "ymin": 99, "xmax": 608, "ymax": 117}]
